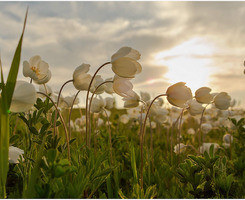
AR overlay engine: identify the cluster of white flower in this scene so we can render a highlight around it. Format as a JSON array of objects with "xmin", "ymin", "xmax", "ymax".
[{"xmin": 8, "ymin": 46, "xmax": 237, "ymax": 162}]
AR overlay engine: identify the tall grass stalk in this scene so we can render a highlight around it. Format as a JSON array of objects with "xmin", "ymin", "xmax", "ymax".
[{"xmin": 0, "ymin": 10, "xmax": 27, "ymax": 198}]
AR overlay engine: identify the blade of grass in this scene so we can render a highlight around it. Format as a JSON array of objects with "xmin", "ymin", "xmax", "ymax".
[
  {"xmin": 5, "ymin": 8, "xmax": 28, "ymax": 109},
  {"xmin": 0, "ymin": 9, "xmax": 28, "ymax": 198},
  {"xmin": 0, "ymin": 56, "xmax": 9, "ymax": 198}
]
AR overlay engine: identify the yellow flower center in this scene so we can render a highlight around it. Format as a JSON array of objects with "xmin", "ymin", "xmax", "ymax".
[{"xmin": 31, "ymin": 66, "xmax": 40, "ymax": 76}]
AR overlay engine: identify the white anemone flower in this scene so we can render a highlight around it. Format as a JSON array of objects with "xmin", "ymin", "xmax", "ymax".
[
  {"xmin": 113, "ymin": 75, "xmax": 135, "ymax": 98},
  {"xmin": 201, "ymin": 123, "xmax": 212, "ymax": 134},
  {"xmin": 104, "ymin": 77, "xmax": 114, "ymax": 94},
  {"xmin": 23, "ymin": 55, "xmax": 51, "ymax": 84},
  {"xmin": 111, "ymin": 47, "xmax": 142, "ymax": 78},
  {"xmin": 75, "ymin": 116, "xmax": 86, "ymax": 127},
  {"xmin": 9, "ymin": 146, "xmax": 24, "ymax": 164},
  {"xmin": 90, "ymin": 75, "xmax": 105, "ymax": 94},
  {"xmin": 73, "ymin": 63, "xmax": 94, "ymax": 91},
  {"xmin": 147, "ymin": 121, "xmax": 156, "ymax": 129},
  {"xmin": 10, "ymin": 81, "xmax": 37, "ymax": 113},
  {"xmin": 113, "ymin": 75, "xmax": 140, "ymax": 108},
  {"xmin": 174, "ymin": 143, "xmax": 187, "ymax": 154},
  {"xmin": 63, "ymin": 95, "xmax": 80, "ymax": 108},
  {"xmin": 195, "ymin": 87, "xmax": 213, "ymax": 104},
  {"xmin": 187, "ymin": 128, "xmax": 195, "ymax": 135},
  {"xmin": 166, "ymin": 82, "xmax": 192, "ymax": 108},
  {"xmin": 223, "ymin": 133, "xmax": 233, "ymax": 144},
  {"xmin": 214, "ymin": 92, "xmax": 231, "ymax": 110},
  {"xmin": 187, "ymin": 99, "xmax": 204, "ymax": 116},
  {"xmin": 102, "ymin": 109, "xmax": 111, "ymax": 118},
  {"xmin": 140, "ymin": 91, "xmax": 151, "ymax": 102},
  {"xmin": 154, "ymin": 108, "xmax": 169, "ymax": 124},
  {"xmin": 199, "ymin": 143, "xmax": 219, "ymax": 154},
  {"xmin": 91, "ymin": 96, "xmax": 106, "ymax": 113},
  {"xmin": 123, "ymin": 92, "xmax": 140, "ymax": 108},
  {"xmin": 97, "ymin": 118, "xmax": 104, "ymax": 127},
  {"xmin": 120, "ymin": 114, "xmax": 130, "ymax": 124},
  {"xmin": 156, "ymin": 98, "xmax": 164, "ymax": 107},
  {"xmin": 105, "ymin": 97, "xmax": 114, "ymax": 110},
  {"xmin": 127, "ymin": 107, "xmax": 141, "ymax": 119}
]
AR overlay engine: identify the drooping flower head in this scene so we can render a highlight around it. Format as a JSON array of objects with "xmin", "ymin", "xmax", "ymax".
[
  {"xmin": 104, "ymin": 77, "xmax": 114, "ymax": 94},
  {"xmin": 140, "ymin": 91, "xmax": 151, "ymax": 102},
  {"xmin": 90, "ymin": 96, "xmax": 106, "ymax": 113},
  {"xmin": 10, "ymin": 81, "xmax": 37, "ymax": 113},
  {"xmin": 111, "ymin": 47, "xmax": 142, "ymax": 78},
  {"xmin": 195, "ymin": 87, "xmax": 213, "ymax": 104},
  {"xmin": 105, "ymin": 97, "xmax": 115, "ymax": 110},
  {"xmin": 214, "ymin": 92, "xmax": 231, "ymax": 110},
  {"xmin": 90, "ymin": 75, "xmax": 105, "ymax": 94},
  {"xmin": 73, "ymin": 63, "xmax": 94, "ymax": 91},
  {"xmin": 9, "ymin": 146, "xmax": 24, "ymax": 164},
  {"xmin": 166, "ymin": 82, "xmax": 193, "ymax": 108},
  {"xmin": 187, "ymin": 99, "xmax": 204, "ymax": 116}
]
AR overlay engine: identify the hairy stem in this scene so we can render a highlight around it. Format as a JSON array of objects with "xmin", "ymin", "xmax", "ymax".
[
  {"xmin": 37, "ymin": 92, "xmax": 71, "ymax": 161},
  {"xmin": 198, "ymin": 104, "xmax": 208, "ymax": 154},
  {"xmin": 178, "ymin": 108, "xmax": 184, "ymax": 164},
  {"xmin": 85, "ymin": 62, "xmax": 111, "ymax": 147},
  {"xmin": 68, "ymin": 91, "xmax": 80, "ymax": 140},
  {"xmin": 53, "ymin": 79, "xmax": 73, "ymax": 137},
  {"xmin": 102, "ymin": 108, "xmax": 113, "ymax": 165},
  {"xmin": 88, "ymin": 80, "xmax": 113, "ymax": 146},
  {"xmin": 140, "ymin": 93, "xmax": 167, "ymax": 189}
]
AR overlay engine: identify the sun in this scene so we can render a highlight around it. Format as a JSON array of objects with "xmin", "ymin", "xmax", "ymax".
[{"xmin": 154, "ymin": 37, "xmax": 216, "ymax": 92}]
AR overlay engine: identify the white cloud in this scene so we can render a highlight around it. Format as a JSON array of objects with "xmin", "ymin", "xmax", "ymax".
[{"xmin": 0, "ymin": 2, "xmax": 245, "ymax": 107}]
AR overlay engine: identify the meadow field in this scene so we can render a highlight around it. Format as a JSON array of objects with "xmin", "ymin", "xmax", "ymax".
[{"xmin": 1, "ymin": 4, "xmax": 245, "ymax": 199}]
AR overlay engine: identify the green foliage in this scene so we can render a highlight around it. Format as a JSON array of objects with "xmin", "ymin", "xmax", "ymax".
[{"xmin": 175, "ymin": 144, "xmax": 241, "ymax": 198}]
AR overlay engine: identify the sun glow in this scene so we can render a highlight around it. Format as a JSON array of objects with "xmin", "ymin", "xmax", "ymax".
[{"xmin": 155, "ymin": 37, "xmax": 216, "ymax": 92}]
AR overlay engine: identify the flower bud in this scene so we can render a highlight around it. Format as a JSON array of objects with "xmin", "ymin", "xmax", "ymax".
[
  {"xmin": 195, "ymin": 87, "xmax": 213, "ymax": 104},
  {"xmin": 214, "ymin": 92, "xmax": 231, "ymax": 110},
  {"xmin": 166, "ymin": 82, "xmax": 192, "ymax": 108}
]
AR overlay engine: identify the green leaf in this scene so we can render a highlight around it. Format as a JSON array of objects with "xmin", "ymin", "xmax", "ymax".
[
  {"xmin": 5, "ymin": 9, "xmax": 28, "ymax": 109},
  {"xmin": 46, "ymin": 149, "xmax": 57, "ymax": 164},
  {"xmin": 0, "ymin": 58, "xmax": 7, "ymax": 112},
  {"xmin": 29, "ymin": 126, "xmax": 38, "ymax": 135}
]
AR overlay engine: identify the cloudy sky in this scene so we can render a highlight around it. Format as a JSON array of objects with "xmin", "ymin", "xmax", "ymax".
[{"xmin": 0, "ymin": 1, "xmax": 245, "ymax": 107}]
